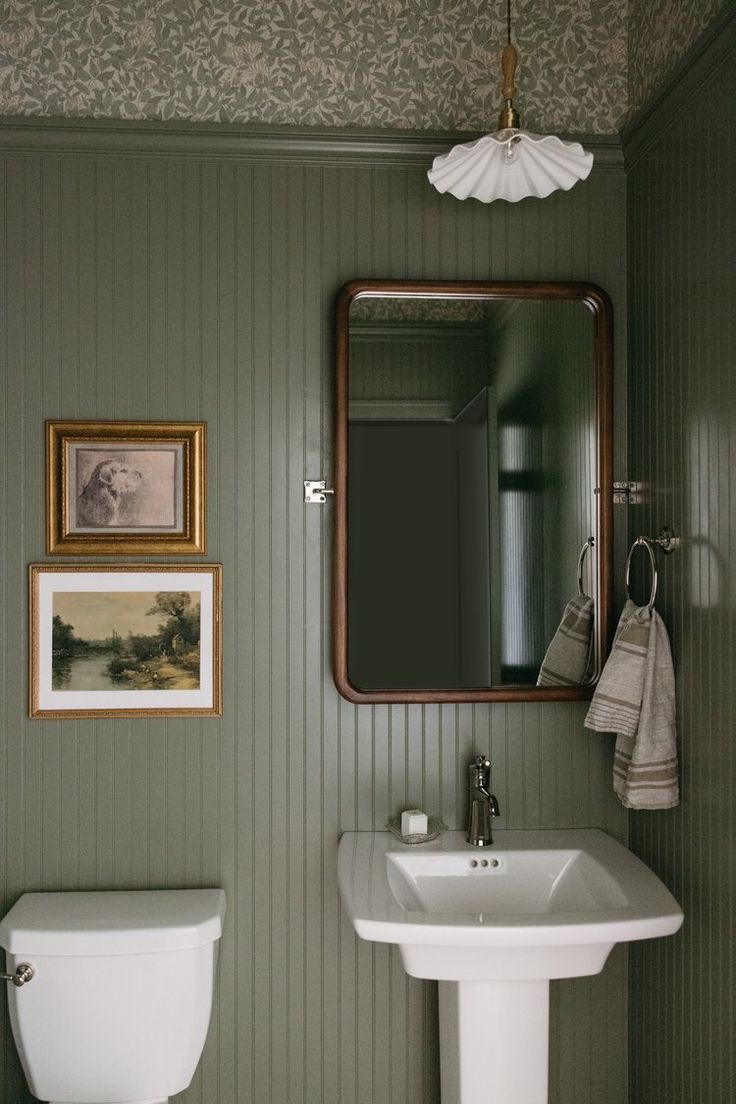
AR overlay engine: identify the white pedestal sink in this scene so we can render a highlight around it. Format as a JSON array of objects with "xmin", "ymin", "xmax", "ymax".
[{"xmin": 337, "ymin": 829, "xmax": 683, "ymax": 1104}]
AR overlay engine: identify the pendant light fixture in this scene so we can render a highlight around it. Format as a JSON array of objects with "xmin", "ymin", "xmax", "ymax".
[{"xmin": 427, "ymin": 0, "xmax": 593, "ymax": 204}]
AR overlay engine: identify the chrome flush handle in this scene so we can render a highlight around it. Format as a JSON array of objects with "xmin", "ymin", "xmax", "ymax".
[{"xmin": 1, "ymin": 963, "xmax": 35, "ymax": 987}]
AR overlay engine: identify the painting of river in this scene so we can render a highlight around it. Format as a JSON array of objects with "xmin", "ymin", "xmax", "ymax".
[
  {"xmin": 52, "ymin": 590, "xmax": 201, "ymax": 692},
  {"xmin": 53, "ymin": 652, "xmax": 125, "ymax": 691}
]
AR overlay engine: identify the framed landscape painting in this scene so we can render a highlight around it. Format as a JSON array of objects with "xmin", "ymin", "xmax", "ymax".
[
  {"xmin": 46, "ymin": 421, "xmax": 206, "ymax": 555},
  {"xmin": 30, "ymin": 565, "xmax": 222, "ymax": 718}
]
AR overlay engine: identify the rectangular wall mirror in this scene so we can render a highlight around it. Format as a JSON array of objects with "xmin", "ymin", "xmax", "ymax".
[{"xmin": 333, "ymin": 280, "xmax": 613, "ymax": 703}]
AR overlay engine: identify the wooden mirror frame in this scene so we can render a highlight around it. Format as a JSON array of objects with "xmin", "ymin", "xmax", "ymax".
[{"xmin": 333, "ymin": 279, "xmax": 614, "ymax": 704}]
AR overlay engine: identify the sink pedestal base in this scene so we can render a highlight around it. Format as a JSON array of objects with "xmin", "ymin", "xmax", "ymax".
[{"xmin": 438, "ymin": 979, "xmax": 550, "ymax": 1104}]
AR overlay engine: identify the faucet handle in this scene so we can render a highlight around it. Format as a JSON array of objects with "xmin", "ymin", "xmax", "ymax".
[
  {"xmin": 489, "ymin": 794, "xmax": 500, "ymax": 817},
  {"xmin": 469, "ymin": 755, "xmax": 491, "ymax": 787}
]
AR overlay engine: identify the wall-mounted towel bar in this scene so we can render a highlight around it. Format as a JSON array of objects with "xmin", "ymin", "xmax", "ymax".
[{"xmin": 625, "ymin": 528, "xmax": 680, "ymax": 610}]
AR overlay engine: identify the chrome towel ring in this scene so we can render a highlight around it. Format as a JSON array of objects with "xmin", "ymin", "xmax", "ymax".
[
  {"xmin": 577, "ymin": 536, "xmax": 595, "ymax": 597},
  {"xmin": 626, "ymin": 537, "xmax": 658, "ymax": 610},
  {"xmin": 625, "ymin": 528, "xmax": 680, "ymax": 611}
]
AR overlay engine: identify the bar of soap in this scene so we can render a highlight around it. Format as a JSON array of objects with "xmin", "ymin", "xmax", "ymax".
[{"xmin": 401, "ymin": 809, "xmax": 428, "ymax": 836}]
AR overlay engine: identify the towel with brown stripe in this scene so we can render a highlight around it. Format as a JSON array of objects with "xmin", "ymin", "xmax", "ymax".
[
  {"xmin": 584, "ymin": 599, "xmax": 679, "ymax": 809},
  {"xmin": 537, "ymin": 594, "xmax": 594, "ymax": 687}
]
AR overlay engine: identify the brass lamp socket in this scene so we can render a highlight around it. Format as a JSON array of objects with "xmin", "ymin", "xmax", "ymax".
[{"xmin": 498, "ymin": 101, "xmax": 520, "ymax": 130}]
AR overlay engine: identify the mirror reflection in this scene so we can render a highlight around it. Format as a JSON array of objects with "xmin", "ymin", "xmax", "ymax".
[{"xmin": 335, "ymin": 282, "xmax": 612, "ymax": 702}]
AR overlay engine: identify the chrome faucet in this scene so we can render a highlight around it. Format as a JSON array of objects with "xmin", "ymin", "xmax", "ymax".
[{"xmin": 466, "ymin": 755, "xmax": 500, "ymax": 846}]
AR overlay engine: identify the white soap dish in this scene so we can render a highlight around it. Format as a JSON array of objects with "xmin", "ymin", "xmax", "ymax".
[{"xmin": 386, "ymin": 815, "xmax": 448, "ymax": 845}]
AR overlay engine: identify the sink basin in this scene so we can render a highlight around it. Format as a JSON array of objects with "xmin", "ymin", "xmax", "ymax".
[
  {"xmin": 338, "ymin": 828, "xmax": 682, "ymax": 980},
  {"xmin": 338, "ymin": 828, "xmax": 683, "ymax": 1104},
  {"xmin": 387, "ymin": 844, "xmax": 627, "ymax": 914}
]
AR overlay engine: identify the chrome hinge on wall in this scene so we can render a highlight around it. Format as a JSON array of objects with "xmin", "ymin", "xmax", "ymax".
[{"xmin": 304, "ymin": 479, "xmax": 335, "ymax": 504}]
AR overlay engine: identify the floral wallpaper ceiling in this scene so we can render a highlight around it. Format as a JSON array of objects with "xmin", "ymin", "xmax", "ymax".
[
  {"xmin": 0, "ymin": 1, "xmax": 727, "ymax": 134},
  {"xmin": 0, "ymin": 0, "xmax": 627, "ymax": 133},
  {"xmin": 628, "ymin": 0, "xmax": 726, "ymax": 115}
]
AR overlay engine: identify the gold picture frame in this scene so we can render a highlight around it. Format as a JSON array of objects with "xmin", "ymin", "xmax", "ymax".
[
  {"xmin": 46, "ymin": 420, "xmax": 206, "ymax": 555},
  {"xmin": 30, "ymin": 564, "xmax": 222, "ymax": 718}
]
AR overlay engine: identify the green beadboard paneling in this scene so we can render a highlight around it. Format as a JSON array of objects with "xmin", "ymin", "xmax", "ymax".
[
  {"xmin": 625, "ymin": 30, "xmax": 736, "ymax": 1104},
  {"xmin": 0, "ymin": 132, "xmax": 628, "ymax": 1104}
]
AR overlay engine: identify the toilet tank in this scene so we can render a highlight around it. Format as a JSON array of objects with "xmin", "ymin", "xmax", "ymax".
[{"xmin": 0, "ymin": 889, "xmax": 226, "ymax": 1104}]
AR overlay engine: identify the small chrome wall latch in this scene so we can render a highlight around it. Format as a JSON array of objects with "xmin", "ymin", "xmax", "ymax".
[
  {"xmin": 613, "ymin": 481, "xmax": 646, "ymax": 505},
  {"xmin": 304, "ymin": 480, "xmax": 335, "ymax": 504},
  {"xmin": 1, "ymin": 963, "xmax": 35, "ymax": 987},
  {"xmin": 597, "ymin": 482, "xmax": 646, "ymax": 505}
]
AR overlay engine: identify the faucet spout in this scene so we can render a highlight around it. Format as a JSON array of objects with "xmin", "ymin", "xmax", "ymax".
[{"xmin": 466, "ymin": 755, "xmax": 500, "ymax": 846}]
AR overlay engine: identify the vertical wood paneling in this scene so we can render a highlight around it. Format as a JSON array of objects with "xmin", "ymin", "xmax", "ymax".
[
  {"xmin": 0, "ymin": 135, "xmax": 627, "ymax": 1104},
  {"xmin": 626, "ymin": 39, "xmax": 736, "ymax": 1104}
]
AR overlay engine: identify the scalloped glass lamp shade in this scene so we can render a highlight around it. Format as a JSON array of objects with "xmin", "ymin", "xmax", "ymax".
[{"xmin": 427, "ymin": 128, "xmax": 594, "ymax": 204}]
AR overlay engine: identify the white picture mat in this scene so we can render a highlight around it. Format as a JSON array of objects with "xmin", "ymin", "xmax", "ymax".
[{"xmin": 37, "ymin": 570, "xmax": 215, "ymax": 711}]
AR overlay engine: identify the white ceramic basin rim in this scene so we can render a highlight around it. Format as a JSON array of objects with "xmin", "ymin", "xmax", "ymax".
[{"xmin": 337, "ymin": 829, "xmax": 683, "ymax": 981}]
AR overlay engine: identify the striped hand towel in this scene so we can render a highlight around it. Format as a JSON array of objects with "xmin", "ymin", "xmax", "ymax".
[
  {"xmin": 537, "ymin": 594, "xmax": 594, "ymax": 687},
  {"xmin": 585, "ymin": 599, "xmax": 679, "ymax": 809}
]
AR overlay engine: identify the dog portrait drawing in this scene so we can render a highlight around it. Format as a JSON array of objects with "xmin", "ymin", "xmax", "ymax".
[
  {"xmin": 77, "ymin": 459, "xmax": 143, "ymax": 527},
  {"xmin": 72, "ymin": 447, "xmax": 180, "ymax": 531}
]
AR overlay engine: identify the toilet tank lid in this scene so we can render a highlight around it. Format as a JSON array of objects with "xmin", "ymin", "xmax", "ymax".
[{"xmin": 0, "ymin": 889, "xmax": 226, "ymax": 956}]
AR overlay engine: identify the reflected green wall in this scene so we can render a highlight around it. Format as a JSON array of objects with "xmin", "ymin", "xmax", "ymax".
[
  {"xmin": 491, "ymin": 301, "xmax": 597, "ymax": 677},
  {"xmin": 0, "ymin": 123, "xmax": 627, "ymax": 1102},
  {"xmin": 625, "ymin": 14, "xmax": 736, "ymax": 1103}
]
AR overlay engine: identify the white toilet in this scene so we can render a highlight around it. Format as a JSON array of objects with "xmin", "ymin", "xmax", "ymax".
[{"xmin": 0, "ymin": 888, "xmax": 226, "ymax": 1104}]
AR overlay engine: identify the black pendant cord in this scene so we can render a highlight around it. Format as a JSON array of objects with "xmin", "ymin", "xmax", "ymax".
[{"xmin": 506, "ymin": 0, "xmax": 512, "ymax": 45}]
